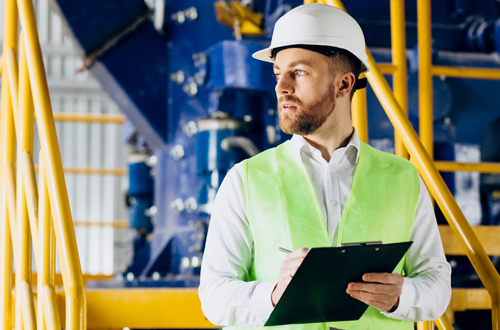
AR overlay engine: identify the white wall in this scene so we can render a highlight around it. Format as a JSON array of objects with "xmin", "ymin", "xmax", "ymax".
[{"xmin": 0, "ymin": 0, "xmax": 132, "ymax": 275}]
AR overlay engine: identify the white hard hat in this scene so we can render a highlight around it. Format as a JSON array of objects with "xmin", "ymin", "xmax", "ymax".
[{"xmin": 252, "ymin": 3, "xmax": 370, "ymax": 74}]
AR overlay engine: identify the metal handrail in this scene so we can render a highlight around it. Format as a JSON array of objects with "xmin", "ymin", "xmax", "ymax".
[
  {"xmin": 17, "ymin": 0, "xmax": 87, "ymax": 325},
  {"xmin": 317, "ymin": 0, "xmax": 500, "ymax": 329},
  {"xmin": 0, "ymin": 0, "xmax": 87, "ymax": 329}
]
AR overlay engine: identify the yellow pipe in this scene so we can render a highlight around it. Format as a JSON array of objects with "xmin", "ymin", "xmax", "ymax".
[
  {"xmin": 18, "ymin": 31, "xmax": 37, "ymax": 330},
  {"xmin": 40, "ymin": 286, "xmax": 61, "ymax": 330},
  {"xmin": 324, "ymin": 2, "xmax": 500, "ymax": 329},
  {"xmin": 21, "ymin": 153, "xmax": 39, "ymax": 261},
  {"xmin": 39, "ymin": 152, "xmax": 61, "ymax": 330},
  {"xmin": 6, "ymin": 48, "xmax": 20, "ymax": 135},
  {"xmin": 51, "ymin": 112, "xmax": 125, "ymax": 124},
  {"xmin": 0, "ymin": 1, "xmax": 18, "ymax": 328},
  {"xmin": 6, "ymin": 164, "xmax": 18, "ymax": 256},
  {"xmin": 17, "ymin": 0, "xmax": 88, "ymax": 323},
  {"xmin": 436, "ymin": 314, "xmax": 454, "ymax": 330},
  {"xmin": 36, "ymin": 166, "xmax": 127, "ymax": 176},
  {"xmin": 435, "ymin": 161, "xmax": 500, "ymax": 173},
  {"xmin": 0, "ymin": 55, "xmax": 3, "ymax": 76},
  {"xmin": 19, "ymin": 32, "xmax": 34, "ymax": 158},
  {"xmin": 351, "ymin": 77, "xmax": 368, "ymax": 143},
  {"xmin": 72, "ymin": 220, "xmax": 129, "ymax": 228},
  {"xmin": 432, "ymin": 65, "xmax": 500, "ymax": 80},
  {"xmin": 19, "ymin": 281, "xmax": 36, "ymax": 330},
  {"xmin": 417, "ymin": 321, "xmax": 434, "ymax": 330},
  {"xmin": 377, "ymin": 63, "xmax": 398, "ymax": 74},
  {"xmin": 391, "ymin": 0, "xmax": 409, "ymax": 159},
  {"xmin": 417, "ymin": 0, "xmax": 433, "ymax": 159}
]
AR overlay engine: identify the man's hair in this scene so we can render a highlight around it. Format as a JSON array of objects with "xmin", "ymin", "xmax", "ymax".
[{"xmin": 271, "ymin": 45, "xmax": 361, "ymax": 100}]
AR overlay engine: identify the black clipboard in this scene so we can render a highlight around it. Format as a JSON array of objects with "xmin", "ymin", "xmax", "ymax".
[{"xmin": 265, "ymin": 241, "xmax": 413, "ymax": 326}]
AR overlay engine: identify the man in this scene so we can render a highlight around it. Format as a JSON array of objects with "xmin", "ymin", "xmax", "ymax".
[{"xmin": 199, "ymin": 3, "xmax": 451, "ymax": 329}]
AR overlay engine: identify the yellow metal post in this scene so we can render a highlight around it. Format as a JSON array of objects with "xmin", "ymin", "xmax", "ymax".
[
  {"xmin": 17, "ymin": 0, "xmax": 87, "ymax": 327},
  {"xmin": 6, "ymin": 48, "xmax": 20, "ymax": 134},
  {"xmin": 432, "ymin": 65, "xmax": 500, "ymax": 80},
  {"xmin": 436, "ymin": 313, "xmax": 454, "ymax": 330},
  {"xmin": 38, "ymin": 152, "xmax": 61, "ymax": 330},
  {"xmin": 351, "ymin": 78, "xmax": 368, "ymax": 143},
  {"xmin": 391, "ymin": 0, "xmax": 409, "ymax": 159},
  {"xmin": 0, "ymin": 0, "xmax": 18, "ymax": 329},
  {"xmin": 417, "ymin": 320, "xmax": 435, "ymax": 330},
  {"xmin": 417, "ymin": 0, "xmax": 433, "ymax": 158},
  {"xmin": 17, "ymin": 29, "xmax": 37, "ymax": 330}
]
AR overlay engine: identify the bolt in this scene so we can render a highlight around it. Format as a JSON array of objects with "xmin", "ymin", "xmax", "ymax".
[
  {"xmin": 171, "ymin": 11, "xmax": 186, "ymax": 24},
  {"xmin": 191, "ymin": 256, "xmax": 201, "ymax": 267},
  {"xmin": 181, "ymin": 257, "xmax": 190, "ymax": 269},
  {"xmin": 184, "ymin": 7, "xmax": 198, "ymax": 21},
  {"xmin": 170, "ymin": 70, "xmax": 185, "ymax": 84},
  {"xmin": 144, "ymin": 205, "xmax": 157, "ymax": 217},
  {"xmin": 147, "ymin": 154, "xmax": 158, "ymax": 167},
  {"xmin": 126, "ymin": 272, "xmax": 135, "ymax": 281},
  {"xmin": 152, "ymin": 272, "xmax": 161, "ymax": 280},
  {"xmin": 183, "ymin": 121, "xmax": 198, "ymax": 137},
  {"xmin": 170, "ymin": 198, "xmax": 185, "ymax": 213},
  {"xmin": 170, "ymin": 144, "xmax": 185, "ymax": 160},
  {"xmin": 185, "ymin": 197, "xmax": 198, "ymax": 212},
  {"xmin": 183, "ymin": 80, "xmax": 198, "ymax": 97},
  {"xmin": 243, "ymin": 115, "xmax": 253, "ymax": 122}
]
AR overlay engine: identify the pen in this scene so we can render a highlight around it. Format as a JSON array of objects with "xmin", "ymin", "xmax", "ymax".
[{"xmin": 279, "ymin": 247, "xmax": 292, "ymax": 254}]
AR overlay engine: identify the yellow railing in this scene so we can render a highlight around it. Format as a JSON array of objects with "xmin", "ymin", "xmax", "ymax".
[
  {"xmin": 0, "ymin": 0, "xmax": 86, "ymax": 329},
  {"xmin": 312, "ymin": 0, "xmax": 500, "ymax": 329}
]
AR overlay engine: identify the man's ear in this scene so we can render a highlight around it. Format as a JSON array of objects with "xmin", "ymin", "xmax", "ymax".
[{"xmin": 336, "ymin": 72, "xmax": 356, "ymax": 99}]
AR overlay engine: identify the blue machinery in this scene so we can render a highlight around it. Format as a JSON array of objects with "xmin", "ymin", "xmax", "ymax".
[{"xmin": 54, "ymin": 0, "xmax": 500, "ymax": 324}]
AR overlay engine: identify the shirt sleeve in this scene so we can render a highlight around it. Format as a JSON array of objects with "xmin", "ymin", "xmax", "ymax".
[
  {"xmin": 382, "ymin": 175, "xmax": 452, "ymax": 321},
  {"xmin": 198, "ymin": 164, "xmax": 277, "ymax": 327}
]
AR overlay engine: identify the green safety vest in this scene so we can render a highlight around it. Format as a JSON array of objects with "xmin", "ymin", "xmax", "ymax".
[{"xmin": 234, "ymin": 140, "xmax": 419, "ymax": 330}]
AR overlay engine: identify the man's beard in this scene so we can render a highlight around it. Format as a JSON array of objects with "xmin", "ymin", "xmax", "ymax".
[{"xmin": 278, "ymin": 91, "xmax": 336, "ymax": 136}]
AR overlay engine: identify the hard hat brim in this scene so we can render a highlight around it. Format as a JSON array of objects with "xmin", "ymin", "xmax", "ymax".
[{"xmin": 252, "ymin": 45, "xmax": 370, "ymax": 74}]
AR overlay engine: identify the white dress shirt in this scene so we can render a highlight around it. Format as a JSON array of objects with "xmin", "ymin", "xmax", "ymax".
[{"xmin": 199, "ymin": 130, "xmax": 452, "ymax": 327}]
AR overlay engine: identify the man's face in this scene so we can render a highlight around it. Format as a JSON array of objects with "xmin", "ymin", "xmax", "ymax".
[{"xmin": 273, "ymin": 48, "xmax": 337, "ymax": 136}]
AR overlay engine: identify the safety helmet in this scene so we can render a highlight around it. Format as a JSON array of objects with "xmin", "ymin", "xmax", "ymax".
[{"xmin": 252, "ymin": 3, "xmax": 370, "ymax": 74}]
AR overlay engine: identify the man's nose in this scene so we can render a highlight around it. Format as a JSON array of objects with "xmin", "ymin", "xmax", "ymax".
[{"xmin": 275, "ymin": 76, "xmax": 294, "ymax": 95}]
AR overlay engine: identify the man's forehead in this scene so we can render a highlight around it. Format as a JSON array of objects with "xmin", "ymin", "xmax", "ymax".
[{"xmin": 273, "ymin": 48, "xmax": 330, "ymax": 69}]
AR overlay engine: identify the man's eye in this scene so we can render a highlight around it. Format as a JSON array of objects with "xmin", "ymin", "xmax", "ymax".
[
  {"xmin": 273, "ymin": 73, "xmax": 281, "ymax": 81},
  {"xmin": 295, "ymin": 70, "xmax": 306, "ymax": 76}
]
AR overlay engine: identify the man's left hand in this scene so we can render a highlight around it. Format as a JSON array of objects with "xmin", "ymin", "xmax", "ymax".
[{"xmin": 346, "ymin": 272, "xmax": 404, "ymax": 312}]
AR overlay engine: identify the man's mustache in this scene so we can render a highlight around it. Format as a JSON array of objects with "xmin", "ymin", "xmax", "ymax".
[{"xmin": 278, "ymin": 95, "xmax": 302, "ymax": 106}]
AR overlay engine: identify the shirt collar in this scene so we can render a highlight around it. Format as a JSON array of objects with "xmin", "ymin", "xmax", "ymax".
[{"xmin": 290, "ymin": 128, "xmax": 361, "ymax": 164}]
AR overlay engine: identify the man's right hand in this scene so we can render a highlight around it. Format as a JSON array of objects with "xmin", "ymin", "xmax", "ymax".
[{"xmin": 271, "ymin": 247, "xmax": 310, "ymax": 306}]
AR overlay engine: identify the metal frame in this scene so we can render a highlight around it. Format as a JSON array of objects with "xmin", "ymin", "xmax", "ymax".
[{"xmin": 0, "ymin": 0, "xmax": 87, "ymax": 328}]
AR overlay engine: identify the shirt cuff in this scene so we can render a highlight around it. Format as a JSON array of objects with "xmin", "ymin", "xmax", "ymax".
[
  {"xmin": 252, "ymin": 280, "xmax": 279, "ymax": 323},
  {"xmin": 381, "ymin": 277, "xmax": 415, "ymax": 320}
]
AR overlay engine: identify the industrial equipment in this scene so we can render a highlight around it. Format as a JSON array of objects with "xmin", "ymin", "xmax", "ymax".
[{"xmin": 51, "ymin": 0, "xmax": 500, "ymax": 327}]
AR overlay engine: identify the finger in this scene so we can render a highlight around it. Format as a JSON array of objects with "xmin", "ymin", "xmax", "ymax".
[
  {"xmin": 349, "ymin": 294, "xmax": 395, "ymax": 312},
  {"xmin": 280, "ymin": 258, "xmax": 306, "ymax": 274},
  {"xmin": 361, "ymin": 272, "xmax": 403, "ymax": 285},
  {"xmin": 347, "ymin": 282, "xmax": 401, "ymax": 296},
  {"xmin": 285, "ymin": 247, "xmax": 310, "ymax": 261},
  {"xmin": 348, "ymin": 289, "xmax": 396, "ymax": 303}
]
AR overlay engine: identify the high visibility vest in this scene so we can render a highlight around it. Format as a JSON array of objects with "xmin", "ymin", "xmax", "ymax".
[{"xmin": 230, "ymin": 140, "xmax": 418, "ymax": 330}]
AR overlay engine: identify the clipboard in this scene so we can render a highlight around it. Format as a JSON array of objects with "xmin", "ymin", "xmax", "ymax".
[{"xmin": 265, "ymin": 241, "xmax": 413, "ymax": 326}]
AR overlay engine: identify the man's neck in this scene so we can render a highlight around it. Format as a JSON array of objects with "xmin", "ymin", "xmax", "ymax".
[{"xmin": 303, "ymin": 126, "xmax": 354, "ymax": 163}]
